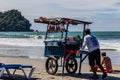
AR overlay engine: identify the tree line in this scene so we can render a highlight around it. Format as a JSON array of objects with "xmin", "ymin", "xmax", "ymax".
[{"xmin": 0, "ymin": 9, "xmax": 33, "ymax": 31}]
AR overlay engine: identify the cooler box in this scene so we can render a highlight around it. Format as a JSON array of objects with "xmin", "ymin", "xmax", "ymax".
[{"xmin": 44, "ymin": 40, "xmax": 65, "ymax": 57}]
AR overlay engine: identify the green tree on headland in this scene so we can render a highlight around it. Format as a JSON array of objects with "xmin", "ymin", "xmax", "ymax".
[{"xmin": 0, "ymin": 9, "xmax": 32, "ymax": 31}]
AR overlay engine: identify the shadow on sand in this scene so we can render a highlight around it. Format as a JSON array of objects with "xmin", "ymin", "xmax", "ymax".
[
  {"xmin": 1, "ymin": 72, "xmax": 120, "ymax": 80},
  {"xmin": 1, "ymin": 74, "xmax": 41, "ymax": 80},
  {"xmin": 55, "ymin": 72, "xmax": 120, "ymax": 80}
]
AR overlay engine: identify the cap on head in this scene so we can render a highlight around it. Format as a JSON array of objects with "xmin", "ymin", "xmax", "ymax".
[{"xmin": 85, "ymin": 28, "xmax": 91, "ymax": 34}]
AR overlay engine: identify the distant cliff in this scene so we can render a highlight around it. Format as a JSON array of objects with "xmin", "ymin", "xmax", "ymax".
[{"xmin": 0, "ymin": 9, "xmax": 33, "ymax": 31}]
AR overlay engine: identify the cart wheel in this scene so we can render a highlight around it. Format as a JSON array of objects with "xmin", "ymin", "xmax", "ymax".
[
  {"xmin": 45, "ymin": 57, "xmax": 58, "ymax": 75},
  {"xmin": 66, "ymin": 58, "xmax": 78, "ymax": 74}
]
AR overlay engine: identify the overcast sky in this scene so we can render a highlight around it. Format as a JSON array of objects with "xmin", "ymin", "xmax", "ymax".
[{"xmin": 0, "ymin": 0, "xmax": 120, "ymax": 31}]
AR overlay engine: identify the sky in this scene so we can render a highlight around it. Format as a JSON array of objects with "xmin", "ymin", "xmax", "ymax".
[{"xmin": 0, "ymin": 0, "xmax": 120, "ymax": 31}]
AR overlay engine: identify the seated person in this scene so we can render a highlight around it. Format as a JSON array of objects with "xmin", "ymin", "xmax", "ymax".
[
  {"xmin": 102, "ymin": 52, "xmax": 113, "ymax": 73},
  {"xmin": 90, "ymin": 52, "xmax": 113, "ymax": 73}
]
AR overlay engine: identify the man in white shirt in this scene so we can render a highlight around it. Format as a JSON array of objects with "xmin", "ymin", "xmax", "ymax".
[{"xmin": 80, "ymin": 29, "xmax": 107, "ymax": 79}]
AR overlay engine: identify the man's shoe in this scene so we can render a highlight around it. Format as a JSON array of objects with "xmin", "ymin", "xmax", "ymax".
[{"xmin": 102, "ymin": 72, "xmax": 107, "ymax": 79}]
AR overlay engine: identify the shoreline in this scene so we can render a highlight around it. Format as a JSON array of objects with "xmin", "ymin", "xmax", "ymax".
[
  {"xmin": 0, "ymin": 48, "xmax": 120, "ymax": 65},
  {"xmin": 0, "ymin": 56, "xmax": 120, "ymax": 80}
]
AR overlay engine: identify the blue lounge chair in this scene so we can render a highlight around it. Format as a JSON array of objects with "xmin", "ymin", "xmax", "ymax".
[{"xmin": 0, "ymin": 63, "xmax": 35, "ymax": 79}]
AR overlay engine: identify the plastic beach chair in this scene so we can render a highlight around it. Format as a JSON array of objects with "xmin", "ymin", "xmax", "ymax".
[
  {"xmin": 0, "ymin": 63, "xmax": 35, "ymax": 79},
  {"xmin": 0, "ymin": 68, "xmax": 5, "ymax": 78}
]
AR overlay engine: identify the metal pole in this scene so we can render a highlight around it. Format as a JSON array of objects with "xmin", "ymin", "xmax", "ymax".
[
  {"xmin": 45, "ymin": 24, "xmax": 49, "ymax": 39},
  {"xmin": 65, "ymin": 24, "xmax": 69, "ymax": 44},
  {"xmin": 82, "ymin": 23, "xmax": 86, "ymax": 40},
  {"xmin": 61, "ymin": 31, "xmax": 63, "ymax": 39},
  {"xmin": 79, "ymin": 23, "xmax": 86, "ymax": 74},
  {"xmin": 62, "ymin": 23, "xmax": 69, "ymax": 75},
  {"xmin": 79, "ymin": 53, "xmax": 82, "ymax": 74}
]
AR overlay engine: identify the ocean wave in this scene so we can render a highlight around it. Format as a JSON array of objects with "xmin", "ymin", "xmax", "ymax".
[
  {"xmin": 0, "ymin": 37, "xmax": 119, "ymax": 51},
  {"xmin": 24, "ymin": 34, "xmax": 44, "ymax": 39},
  {"xmin": 99, "ymin": 39, "xmax": 120, "ymax": 51},
  {"xmin": 0, "ymin": 38, "xmax": 45, "ymax": 46},
  {"xmin": 0, "ymin": 32, "xmax": 45, "ymax": 39},
  {"xmin": 100, "ymin": 49, "xmax": 117, "ymax": 51},
  {"xmin": 0, "ymin": 39, "xmax": 119, "ymax": 51}
]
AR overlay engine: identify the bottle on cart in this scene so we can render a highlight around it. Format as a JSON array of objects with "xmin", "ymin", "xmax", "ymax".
[{"xmin": 77, "ymin": 35, "xmax": 82, "ymax": 43}]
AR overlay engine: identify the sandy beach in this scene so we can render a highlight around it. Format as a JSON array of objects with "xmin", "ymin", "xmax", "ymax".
[{"xmin": 0, "ymin": 56, "xmax": 119, "ymax": 80}]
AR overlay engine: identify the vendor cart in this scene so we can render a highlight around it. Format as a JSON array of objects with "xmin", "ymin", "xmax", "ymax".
[{"xmin": 34, "ymin": 17, "xmax": 92, "ymax": 75}]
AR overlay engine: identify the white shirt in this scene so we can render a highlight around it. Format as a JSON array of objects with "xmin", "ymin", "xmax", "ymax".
[{"xmin": 81, "ymin": 34, "xmax": 99, "ymax": 52}]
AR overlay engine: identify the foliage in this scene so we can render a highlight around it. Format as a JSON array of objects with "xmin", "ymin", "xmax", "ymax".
[{"xmin": 0, "ymin": 9, "xmax": 32, "ymax": 31}]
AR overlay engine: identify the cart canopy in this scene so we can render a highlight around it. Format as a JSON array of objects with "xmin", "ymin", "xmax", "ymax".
[{"xmin": 34, "ymin": 17, "xmax": 92, "ymax": 25}]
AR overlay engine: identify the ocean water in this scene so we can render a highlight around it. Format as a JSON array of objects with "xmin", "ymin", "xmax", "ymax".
[{"xmin": 0, "ymin": 31, "xmax": 120, "ymax": 64}]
